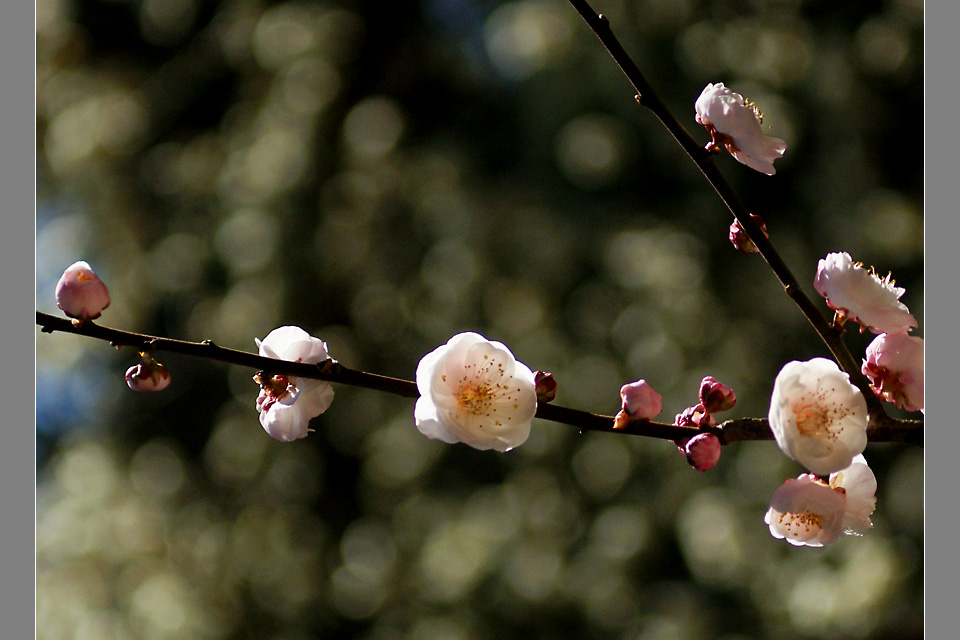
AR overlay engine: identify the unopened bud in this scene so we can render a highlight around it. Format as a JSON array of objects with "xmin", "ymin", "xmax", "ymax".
[
  {"xmin": 699, "ymin": 376, "xmax": 737, "ymax": 414},
  {"xmin": 620, "ymin": 379, "xmax": 662, "ymax": 420},
  {"xmin": 125, "ymin": 354, "xmax": 171, "ymax": 392},
  {"xmin": 534, "ymin": 371, "xmax": 558, "ymax": 403},
  {"xmin": 685, "ymin": 433, "xmax": 721, "ymax": 471},
  {"xmin": 55, "ymin": 260, "xmax": 111, "ymax": 321},
  {"xmin": 612, "ymin": 410, "xmax": 632, "ymax": 430},
  {"xmin": 729, "ymin": 214, "xmax": 769, "ymax": 253},
  {"xmin": 675, "ymin": 404, "xmax": 715, "ymax": 428}
]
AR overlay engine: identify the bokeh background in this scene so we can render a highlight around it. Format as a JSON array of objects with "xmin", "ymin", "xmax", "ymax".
[{"xmin": 36, "ymin": 0, "xmax": 924, "ymax": 638}]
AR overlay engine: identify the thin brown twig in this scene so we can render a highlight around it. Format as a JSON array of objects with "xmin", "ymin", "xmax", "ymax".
[
  {"xmin": 565, "ymin": 0, "xmax": 887, "ymax": 423},
  {"xmin": 36, "ymin": 311, "xmax": 922, "ymax": 445}
]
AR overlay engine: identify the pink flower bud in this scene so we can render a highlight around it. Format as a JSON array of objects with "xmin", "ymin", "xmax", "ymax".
[
  {"xmin": 619, "ymin": 379, "xmax": 662, "ymax": 420},
  {"xmin": 728, "ymin": 214, "xmax": 768, "ymax": 253},
  {"xmin": 534, "ymin": 371, "xmax": 558, "ymax": 403},
  {"xmin": 55, "ymin": 260, "xmax": 111, "ymax": 321},
  {"xmin": 125, "ymin": 354, "xmax": 171, "ymax": 392},
  {"xmin": 673, "ymin": 404, "xmax": 715, "ymax": 452},
  {"xmin": 684, "ymin": 433, "xmax": 721, "ymax": 471},
  {"xmin": 674, "ymin": 404, "xmax": 715, "ymax": 428},
  {"xmin": 698, "ymin": 376, "xmax": 737, "ymax": 414},
  {"xmin": 861, "ymin": 332, "xmax": 924, "ymax": 412}
]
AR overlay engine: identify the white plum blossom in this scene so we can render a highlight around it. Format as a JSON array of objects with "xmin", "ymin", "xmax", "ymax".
[
  {"xmin": 765, "ymin": 473, "xmax": 846, "ymax": 547},
  {"xmin": 862, "ymin": 332, "xmax": 924, "ymax": 413},
  {"xmin": 55, "ymin": 260, "xmax": 111, "ymax": 321},
  {"xmin": 254, "ymin": 326, "xmax": 335, "ymax": 442},
  {"xmin": 765, "ymin": 454, "xmax": 877, "ymax": 547},
  {"xmin": 415, "ymin": 332, "xmax": 537, "ymax": 452},
  {"xmin": 814, "ymin": 252, "xmax": 917, "ymax": 335},
  {"xmin": 768, "ymin": 358, "xmax": 868, "ymax": 476},
  {"xmin": 695, "ymin": 82, "xmax": 787, "ymax": 175},
  {"xmin": 829, "ymin": 454, "xmax": 877, "ymax": 536}
]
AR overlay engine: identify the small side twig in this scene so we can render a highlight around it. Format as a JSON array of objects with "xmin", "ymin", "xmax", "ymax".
[{"xmin": 565, "ymin": 0, "xmax": 885, "ymax": 420}]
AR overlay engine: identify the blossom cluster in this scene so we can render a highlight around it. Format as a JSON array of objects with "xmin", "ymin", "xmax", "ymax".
[
  {"xmin": 813, "ymin": 251, "xmax": 923, "ymax": 414},
  {"xmin": 53, "ymin": 82, "xmax": 921, "ymax": 557},
  {"xmin": 691, "ymin": 83, "xmax": 919, "ymax": 547},
  {"xmin": 761, "ymin": 252, "xmax": 922, "ymax": 546},
  {"xmin": 670, "ymin": 377, "xmax": 737, "ymax": 471},
  {"xmin": 764, "ymin": 357, "xmax": 878, "ymax": 545}
]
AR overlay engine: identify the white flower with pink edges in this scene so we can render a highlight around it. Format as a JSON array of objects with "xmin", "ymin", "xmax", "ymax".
[
  {"xmin": 813, "ymin": 252, "xmax": 917, "ymax": 335},
  {"xmin": 765, "ymin": 454, "xmax": 876, "ymax": 547},
  {"xmin": 695, "ymin": 82, "xmax": 787, "ymax": 175}
]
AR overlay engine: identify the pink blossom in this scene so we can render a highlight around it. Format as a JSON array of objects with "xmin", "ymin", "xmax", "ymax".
[
  {"xmin": 813, "ymin": 252, "xmax": 917, "ymax": 335},
  {"xmin": 695, "ymin": 83, "xmax": 787, "ymax": 175},
  {"xmin": 862, "ymin": 332, "xmax": 924, "ymax": 412},
  {"xmin": 768, "ymin": 358, "xmax": 867, "ymax": 476},
  {"xmin": 254, "ymin": 326, "xmax": 335, "ymax": 442},
  {"xmin": 764, "ymin": 474, "xmax": 846, "ymax": 547},
  {"xmin": 620, "ymin": 379, "xmax": 663, "ymax": 421},
  {"xmin": 699, "ymin": 376, "xmax": 737, "ymax": 414},
  {"xmin": 684, "ymin": 433, "xmax": 721, "ymax": 471},
  {"xmin": 765, "ymin": 455, "xmax": 877, "ymax": 547},
  {"xmin": 125, "ymin": 354, "xmax": 171, "ymax": 392},
  {"xmin": 55, "ymin": 260, "xmax": 111, "ymax": 321}
]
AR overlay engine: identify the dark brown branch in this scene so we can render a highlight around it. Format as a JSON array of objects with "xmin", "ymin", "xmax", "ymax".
[
  {"xmin": 565, "ymin": 0, "xmax": 885, "ymax": 421},
  {"xmin": 36, "ymin": 311, "xmax": 921, "ymax": 445}
]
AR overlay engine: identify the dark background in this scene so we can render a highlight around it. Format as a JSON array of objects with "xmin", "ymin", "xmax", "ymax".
[{"xmin": 36, "ymin": 1, "xmax": 923, "ymax": 638}]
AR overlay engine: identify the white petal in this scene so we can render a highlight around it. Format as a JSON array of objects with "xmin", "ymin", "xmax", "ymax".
[
  {"xmin": 414, "ymin": 396, "xmax": 459, "ymax": 444},
  {"xmin": 260, "ymin": 402, "xmax": 311, "ymax": 442},
  {"xmin": 257, "ymin": 326, "xmax": 330, "ymax": 363}
]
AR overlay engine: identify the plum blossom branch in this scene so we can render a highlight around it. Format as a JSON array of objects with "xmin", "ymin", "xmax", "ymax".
[
  {"xmin": 35, "ymin": 310, "xmax": 922, "ymax": 445},
  {"xmin": 565, "ymin": 0, "xmax": 884, "ymax": 420}
]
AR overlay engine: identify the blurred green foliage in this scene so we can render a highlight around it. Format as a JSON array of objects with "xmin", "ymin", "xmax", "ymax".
[{"xmin": 36, "ymin": 0, "xmax": 923, "ymax": 639}]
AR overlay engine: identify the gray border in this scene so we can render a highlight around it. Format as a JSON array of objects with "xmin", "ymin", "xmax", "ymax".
[
  {"xmin": 3, "ymin": 0, "xmax": 37, "ymax": 637},
  {"xmin": 925, "ymin": 0, "xmax": 948, "ymax": 635}
]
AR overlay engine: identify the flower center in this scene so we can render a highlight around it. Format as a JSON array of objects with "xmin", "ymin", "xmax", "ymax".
[
  {"xmin": 448, "ymin": 354, "xmax": 523, "ymax": 426},
  {"xmin": 254, "ymin": 372, "xmax": 296, "ymax": 413},
  {"xmin": 792, "ymin": 390, "xmax": 848, "ymax": 440},
  {"xmin": 456, "ymin": 382, "xmax": 495, "ymax": 415},
  {"xmin": 778, "ymin": 509, "xmax": 824, "ymax": 538}
]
